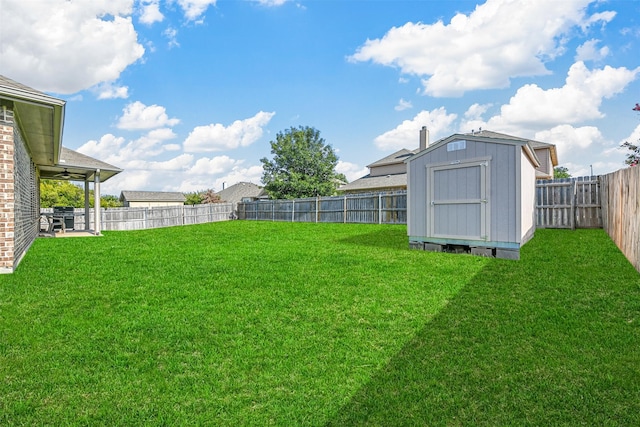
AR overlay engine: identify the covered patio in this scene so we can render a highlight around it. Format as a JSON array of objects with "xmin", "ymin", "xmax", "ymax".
[
  {"xmin": 39, "ymin": 147, "xmax": 122, "ymax": 236},
  {"xmin": 0, "ymin": 73, "xmax": 125, "ymax": 272}
]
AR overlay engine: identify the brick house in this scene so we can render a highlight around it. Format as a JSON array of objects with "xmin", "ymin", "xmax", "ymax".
[{"xmin": 0, "ymin": 75, "xmax": 121, "ymax": 273}]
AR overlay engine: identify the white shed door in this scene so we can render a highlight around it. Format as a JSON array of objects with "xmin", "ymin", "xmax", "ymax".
[{"xmin": 427, "ymin": 159, "xmax": 490, "ymax": 241}]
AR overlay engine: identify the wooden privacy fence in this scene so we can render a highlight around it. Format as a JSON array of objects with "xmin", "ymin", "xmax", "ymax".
[
  {"xmin": 237, "ymin": 192, "xmax": 407, "ymax": 224},
  {"xmin": 41, "ymin": 203, "xmax": 233, "ymax": 231},
  {"xmin": 536, "ymin": 176, "xmax": 602, "ymax": 229},
  {"xmin": 600, "ymin": 167, "xmax": 640, "ymax": 272},
  {"xmin": 238, "ymin": 178, "xmax": 602, "ymax": 228}
]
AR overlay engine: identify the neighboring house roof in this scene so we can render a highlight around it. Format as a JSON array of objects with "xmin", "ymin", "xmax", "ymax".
[
  {"xmin": 339, "ymin": 173, "xmax": 408, "ymax": 192},
  {"xmin": 217, "ymin": 182, "xmax": 266, "ymax": 205},
  {"xmin": 367, "ymin": 148, "xmax": 416, "ymax": 169},
  {"xmin": 342, "ymin": 129, "xmax": 558, "ymax": 193},
  {"xmin": 120, "ymin": 191, "xmax": 186, "ymax": 203}
]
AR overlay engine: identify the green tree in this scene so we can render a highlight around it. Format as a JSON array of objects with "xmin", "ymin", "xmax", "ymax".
[
  {"xmin": 620, "ymin": 102, "xmax": 640, "ymax": 166},
  {"xmin": 98, "ymin": 194, "xmax": 122, "ymax": 208},
  {"xmin": 553, "ymin": 166, "xmax": 571, "ymax": 179},
  {"xmin": 260, "ymin": 126, "xmax": 347, "ymax": 199},
  {"xmin": 40, "ymin": 180, "xmax": 84, "ymax": 208},
  {"xmin": 620, "ymin": 141, "xmax": 639, "ymax": 166},
  {"xmin": 184, "ymin": 191, "xmax": 203, "ymax": 205},
  {"xmin": 40, "ymin": 180, "xmax": 122, "ymax": 208}
]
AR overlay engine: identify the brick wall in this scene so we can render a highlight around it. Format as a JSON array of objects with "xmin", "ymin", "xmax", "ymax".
[
  {"xmin": 0, "ymin": 107, "xmax": 40, "ymax": 272},
  {"xmin": 0, "ymin": 109, "xmax": 16, "ymax": 272},
  {"xmin": 13, "ymin": 119, "xmax": 39, "ymax": 267}
]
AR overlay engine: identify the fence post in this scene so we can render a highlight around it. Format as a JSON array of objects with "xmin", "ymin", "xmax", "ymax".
[
  {"xmin": 344, "ymin": 195, "xmax": 347, "ymax": 224},
  {"xmin": 378, "ymin": 193, "xmax": 382, "ymax": 224},
  {"xmin": 316, "ymin": 196, "xmax": 319, "ymax": 223},
  {"xmin": 571, "ymin": 180, "xmax": 577, "ymax": 230},
  {"xmin": 292, "ymin": 199, "xmax": 295, "ymax": 222}
]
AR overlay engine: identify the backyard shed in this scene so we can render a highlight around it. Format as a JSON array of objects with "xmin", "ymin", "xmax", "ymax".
[{"xmin": 405, "ymin": 130, "xmax": 541, "ymax": 260}]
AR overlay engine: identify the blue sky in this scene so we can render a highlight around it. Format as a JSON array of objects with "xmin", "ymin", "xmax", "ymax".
[{"xmin": 1, "ymin": 0, "xmax": 640, "ymax": 194}]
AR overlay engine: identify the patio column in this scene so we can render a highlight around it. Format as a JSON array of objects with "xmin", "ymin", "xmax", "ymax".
[
  {"xmin": 94, "ymin": 169, "xmax": 101, "ymax": 235},
  {"xmin": 84, "ymin": 178, "xmax": 90, "ymax": 231}
]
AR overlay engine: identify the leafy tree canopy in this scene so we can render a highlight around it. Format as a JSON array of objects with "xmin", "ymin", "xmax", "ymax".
[
  {"xmin": 260, "ymin": 126, "xmax": 347, "ymax": 199},
  {"xmin": 620, "ymin": 141, "xmax": 639, "ymax": 166},
  {"xmin": 620, "ymin": 103, "xmax": 640, "ymax": 166},
  {"xmin": 184, "ymin": 191, "xmax": 204, "ymax": 205},
  {"xmin": 40, "ymin": 180, "xmax": 122, "ymax": 208},
  {"xmin": 184, "ymin": 189, "xmax": 222, "ymax": 205},
  {"xmin": 553, "ymin": 166, "xmax": 571, "ymax": 179}
]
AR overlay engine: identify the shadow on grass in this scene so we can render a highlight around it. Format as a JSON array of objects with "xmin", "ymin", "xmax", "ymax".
[
  {"xmin": 338, "ymin": 225, "xmax": 411, "ymax": 251},
  {"xmin": 326, "ymin": 229, "xmax": 640, "ymax": 426}
]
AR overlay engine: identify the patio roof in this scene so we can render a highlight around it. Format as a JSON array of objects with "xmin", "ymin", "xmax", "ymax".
[{"xmin": 39, "ymin": 146, "xmax": 122, "ymax": 183}]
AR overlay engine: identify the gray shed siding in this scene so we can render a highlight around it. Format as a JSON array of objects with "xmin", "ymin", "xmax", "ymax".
[
  {"xmin": 408, "ymin": 138, "xmax": 527, "ymax": 248},
  {"xmin": 407, "ymin": 135, "xmax": 537, "ymax": 253}
]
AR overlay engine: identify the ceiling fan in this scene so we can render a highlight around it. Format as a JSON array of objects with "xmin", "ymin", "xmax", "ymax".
[{"xmin": 53, "ymin": 169, "xmax": 86, "ymax": 180}]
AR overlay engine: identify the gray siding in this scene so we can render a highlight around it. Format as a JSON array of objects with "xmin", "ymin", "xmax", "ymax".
[
  {"xmin": 13, "ymin": 114, "xmax": 40, "ymax": 266},
  {"xmin": 370, "ymin": 163, "xmax": 406, "ymax": 177},
  {"xmin": 408, "ymin": 138, "xmax": 521, "ymax": 245}
]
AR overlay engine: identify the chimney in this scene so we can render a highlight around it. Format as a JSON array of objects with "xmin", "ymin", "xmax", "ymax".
[{"xmin": 419, "ymin": 126, "xmax": 429, "ymax": 151}]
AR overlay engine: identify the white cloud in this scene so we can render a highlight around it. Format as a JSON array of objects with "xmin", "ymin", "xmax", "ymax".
[
  {"xmin": 255, "ymin": 0, "xmax": 289, "ymax": 6},
  {"xmin": 464, "ymin": 103, "xmax": 492, "ymax": 120},
  {"xmin": 178, "ymin": 164, "xmax": 264, "ymax": 192},
  {"xmin": 374, "ymin": 108, "xmax": 457, "ymax": 151},
  {"xmin": 139, "ymin": 0, "xmax": 164, "ymax": 25},
  {"xmin": 349, "ymin": 0, "xmax": 615, "ymax": 97},
  {"xmin": 77, "ymin": 134, "xmax": 127, "ymax": 165},
  {"xmin": 177, "ymin": 0, "xmax": 217, "ymax": 21},
  {"xmin": 0, "ymin": 0, "xmax": 144, "ymax": 94},
  {"xmin": 117, "ymin": 101, "xmax": 180, "ymax": 130},
  {"xmin": 188, "ymin": 156, "xmax": 242, "ymax": 175},
  {"xmin": 77, "ymin": 128, "xmax": 180, "ymax": 167},
  {"xmin": 164, "ymin": 27, "xmax": 180, "ymax": 48},
  {"xmin": 534, "ymin": 124, "xmax": 603, "ymax": 161},
  {"xmin": 336, "ymin": 161, "xmax": 369, "ymax": 182},
  {"xmin": 394, "ymin": 98, "xmax": 413, "ymax": 111},
  {"xmin": 95, "ymin": 81, "xmax": 129, "ymax": 100},
  {"xmin": 490, "ymin": 62, "xmax": 639, "ymax": 129},
  {"xmin": 575, "ymin": 39, "xmax": 609, "ymax": 62},
  {"xmin": 460, "ymin": 62, "xmax": 640, "ymax": 135},
  {"xmin": 184, "ymin": 111, "xmax": 275, "ymax": 153}
]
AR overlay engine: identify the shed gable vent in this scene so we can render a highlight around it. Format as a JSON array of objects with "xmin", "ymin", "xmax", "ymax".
[{"xmin": 447, "ymin": 140, "xmax": 466, "ymax": 152}]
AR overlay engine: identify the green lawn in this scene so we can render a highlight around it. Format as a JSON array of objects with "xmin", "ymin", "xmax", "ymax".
[{"xmin": 1, "ymin": 222, "xmax": 638, "ymax": 425}]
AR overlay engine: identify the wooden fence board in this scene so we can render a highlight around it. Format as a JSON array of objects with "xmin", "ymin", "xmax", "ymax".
[
  {"xmin": 601, "ymin": 167, "xmax": 640, "ymax": 272},
  {"xmin": 42, "ymin": 203, "xmax": 233, "ymax": 231},
  {"xmin": 535, "ymin": 177, "xmax": 602, "ymax": 229}
]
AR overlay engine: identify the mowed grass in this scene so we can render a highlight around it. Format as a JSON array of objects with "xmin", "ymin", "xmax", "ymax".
[{"xmin": 0, "ymin": 222, "xmax": 638, "ymax": 425}]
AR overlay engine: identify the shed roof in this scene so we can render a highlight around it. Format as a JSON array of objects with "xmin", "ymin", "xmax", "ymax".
[
  {"xmin": 467, "ymin": 130, "xmax": 558, "ymax": 166},
  {"xmin": 406, "ymin": 130, "xmax": 541, "ymax": 168},
  {"xmin": 120, "ymin": 191, "xmax": 186, "ymax": 203}
]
